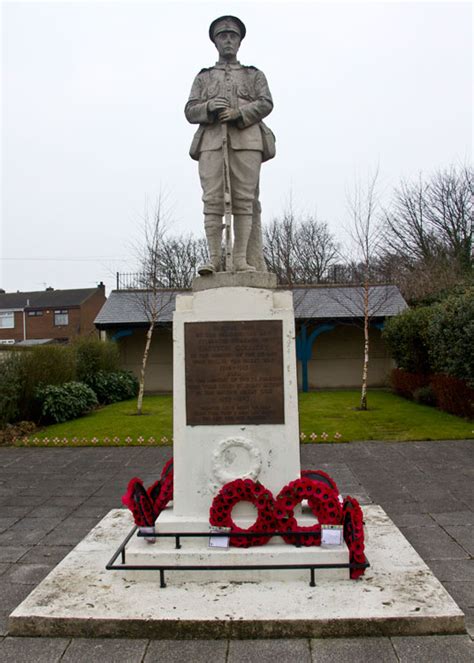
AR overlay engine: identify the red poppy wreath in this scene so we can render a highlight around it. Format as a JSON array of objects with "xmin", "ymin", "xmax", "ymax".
[
  {"xmin": 342, "ymin": 495, "xmax": 367, "ymax": 579},
  {"xmin": 274, "ymin": 476, "xmax": 343, "ymax": 546},
  {"xmin": 209, "ymin": 478, "xmax": 276, "ymax": 548}
]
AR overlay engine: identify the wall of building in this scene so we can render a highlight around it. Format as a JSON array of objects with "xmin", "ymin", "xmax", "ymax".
[
  {"xmin": 111, "ymin": 322, "xmax": 393, "ymax": 393},
  {"xmin": 80, "ymin": 289, "xmax": 106, "ymax": 336},
  {"xmin": 299, "ymin": 324, "xmax": 393, "ymax": 389},
  {"xmin": 115, "ymin": 327, "xmax": 173, "ymax": 392},
  {"xmin": 0, "ymin": 311, "xmax": 24, "ymax": 342}
]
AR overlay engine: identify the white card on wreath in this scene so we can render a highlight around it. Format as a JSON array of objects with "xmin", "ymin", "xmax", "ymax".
[
  {"xmin": 321, "ymin": 525, "xmax": 343, "ymax": 545},
  {"xmin": 208, "ymin": 526, "xmax": 231, "ymax": 549}
]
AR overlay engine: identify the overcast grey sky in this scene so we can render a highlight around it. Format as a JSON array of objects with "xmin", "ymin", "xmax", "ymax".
[{"xmin": 2, "ymin": 1, "xmax": 472, "ymax": 295}]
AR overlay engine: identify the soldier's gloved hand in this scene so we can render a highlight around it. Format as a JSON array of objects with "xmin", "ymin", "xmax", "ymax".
[
  {"xmin": 218, "ymin": 108, "xmax": 242, "ymax": 123},
  {"xmin": 208, "ymin": 98, "xmax": 230, "ymax": 113}
]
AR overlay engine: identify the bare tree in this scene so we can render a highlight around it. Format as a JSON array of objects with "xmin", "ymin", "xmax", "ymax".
[
  {"xmin": 382, "ymin": 165, "xmax": 473, "ymax": 300},
  {"xmin": 343, "ymin": 170, "xmax": 384, "ymax": 410},
  {"xmin": 133, "ymin": 198, "xmax": 172, "ymax": 415},
  {"xmin": 157, "ymin": 235, "xmax": 208, "ymax": 288},
  {"xmin": 263, "ymin": 204, "xmax": 339, "ymax": 284}
]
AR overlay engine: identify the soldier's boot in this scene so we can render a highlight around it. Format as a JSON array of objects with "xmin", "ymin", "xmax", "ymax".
[
  {"xmin": 198, "ymin": 214, "xmax": 223, "ymax": 276},
  {"xmin": 233, "ymin": 214, "xmax": 257, "ymax": 272},
  {"xmin": 246, "ymin": 199, "xmax": 267, "ymax": 272}
]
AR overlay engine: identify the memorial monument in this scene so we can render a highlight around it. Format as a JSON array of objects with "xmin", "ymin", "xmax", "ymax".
[{"xmin": 8, "ymin": 15, "xmax": 465, "ymax": 640}]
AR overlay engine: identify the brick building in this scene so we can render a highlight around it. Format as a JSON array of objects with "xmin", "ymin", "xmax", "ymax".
[{"xmin": 0, "ymin": 284, "xmax": 106, "ymax": 344}]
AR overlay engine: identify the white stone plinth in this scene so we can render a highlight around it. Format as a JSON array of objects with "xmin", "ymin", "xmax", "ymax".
[
  {"xmin": 8, "ymin": 506, "xmax": 466, "ymax": 638},
  {"xmin": 172, "ymin": 287, "xmax": 300, "ymax": 518}
]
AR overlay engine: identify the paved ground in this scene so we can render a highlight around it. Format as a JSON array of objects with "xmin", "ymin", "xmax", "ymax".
[{"xmin": 0, "ymin": 440, "xmax": 472, "ymax": 662}]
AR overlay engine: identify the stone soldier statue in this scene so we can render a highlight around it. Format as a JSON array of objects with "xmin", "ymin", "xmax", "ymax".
[{"xmin": 185, "ymin": 15, "xmax": 275, "ymax": 274}]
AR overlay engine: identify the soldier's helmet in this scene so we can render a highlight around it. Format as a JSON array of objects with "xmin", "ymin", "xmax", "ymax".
[{"xmin": 209, "ymin": 16, "xmax": 246, "ymax": 43}]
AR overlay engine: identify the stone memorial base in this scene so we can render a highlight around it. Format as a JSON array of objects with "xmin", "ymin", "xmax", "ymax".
[
  {"xmin": 8, "ymin": 505, "xmax": 465, "ymax": 639},
  {"xmin": 172, "ymin": 286, "xmax": 300, "ymax": 519}
]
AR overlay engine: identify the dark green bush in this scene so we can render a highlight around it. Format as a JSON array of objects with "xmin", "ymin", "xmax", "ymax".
[
  {"xmin": 21, "ymin": 345, "xmax": 76, "ymax": 420},
  {"xmin": 87, "ymin": 370, "xmax": 139, "ymax": 404},
  {"xmin": 0, "ymin": 346, "xmax": 76, "ymax": 424},
  {"xmin": 425, "ymin": 289, "xmax": 474, "ymax": 387},
  {"xmin": 413, "ymin": 385, "xmax": 436, "ymax": 407},
  {"xmin": 36, "ymin": 381, "xmax": 98, "ymax": 423},
  {"xmin": 382, "ymin": 307, "xmax": 432, "ymax": 374},
  {"xmin": 0, "ymin": 352, "xmax": 25, "ymax": 426},
  {"xmin": 74, "ymin": 338, "xmax": 120, "ymax": 383}
]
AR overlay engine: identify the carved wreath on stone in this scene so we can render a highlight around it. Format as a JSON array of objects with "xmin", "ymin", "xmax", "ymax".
[{"xmin": 211, "ymin": 436, "xmax": 262, "ymax": 487}]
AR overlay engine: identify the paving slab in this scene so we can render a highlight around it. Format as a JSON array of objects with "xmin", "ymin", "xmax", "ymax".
[
  {"xmin": 8, "ymin": 505, "xmax": 465, "ymax": 638},
  {"xmin": 427, "ymin": 559, "xmax": 474, "ymax": 582},
  {"xmin": 442, "ymin": 524, "xmax": 474, "ymax": 555},
  {"xmin": 0, "ymin": 636, "xmax": 70, "ymax": 663},
  {"xmin": 145, "ymin": 639, "xmax": 229, "ymax": 662},
  {"xmin": 0, "ymin": 545, "xmax": 30, "ymax": 563},
  {"xmin": 3, "ymin": 563, "xmax": 54, "ymax": 585},
  {"xmin": 391, "ymin": 634, "xmax": 474, "ymax": 662},
  {"xmin": 60, "ymin": 637, "xmax": 148, "ymax": 663},
  {"xmin": 310, "ymin": 636, "xmax": 397, "ymax": 662},
  {"xmin": 228, "ymin": 638, "xmax": 311, "ymax": 663},
  {"xmin": 18, "ymin": 545, "xmax": 73, "ymax": 565}
]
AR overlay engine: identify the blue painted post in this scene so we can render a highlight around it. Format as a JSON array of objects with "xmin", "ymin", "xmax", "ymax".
[
  {"xmin": 111, "ymin": 328, "xmax": 134, "ymax": 341},
  {"xmin": 296, "ymin": 323, "xmax": 336, "ymax": 393}
]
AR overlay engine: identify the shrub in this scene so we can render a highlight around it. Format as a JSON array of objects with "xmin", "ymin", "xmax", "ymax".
[
  {"xmin": 0, "ymin": 421, "xmax": 37, "ymax": 446},
  {"xmin": 74, "ymin": 338, "xmax": 120, "ymax": 384},
  {"xmin": 21, "ymin": 345, "xmax": 77, "ymax": 420},
  {"xmin": 390, "ymin": 369, "xmax": 430, "ymax": 400},
  {"xmin": 0, "ymin": 345, "xmax": 76, "ymax": 425},
  {"xmin": 425, "ymin": 289, "xmax": 474, "ymax": 387},
  {"xmin": 0, "ymin": 352, "xmax": 25, "ymax": 426},
  {"xmin": 87, "ymin": 370, "xmax": 139, "ymax": 404},
  {"xmin": 37, "ymin": 382, "xmax": 98, "ymax": 424},
  {"xmin": 430, "ymin": 374, "xmax": 474, "ymax": 420},
  {"xmin": 382, "ymin": 307, "xmax": 432, "ymax": 374},
  {"xmin": 413, "ymin": 385, "xmax": 436, "ymax": 407}
]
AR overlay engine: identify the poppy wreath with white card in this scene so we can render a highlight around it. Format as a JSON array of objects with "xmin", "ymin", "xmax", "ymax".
[{"xmin": 274, "ymin": 477, "xmax": 343, "ymax": 546}]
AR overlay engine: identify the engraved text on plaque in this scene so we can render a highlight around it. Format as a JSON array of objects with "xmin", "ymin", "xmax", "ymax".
[{"xmin": 185, "ymin": 320, "xmax": 284, "ymax": 425}]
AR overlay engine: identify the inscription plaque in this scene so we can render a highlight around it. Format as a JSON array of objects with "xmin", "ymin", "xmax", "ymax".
[{"xmin": 185, "ymin": 320, "xmax": 284, "ymax": 425}]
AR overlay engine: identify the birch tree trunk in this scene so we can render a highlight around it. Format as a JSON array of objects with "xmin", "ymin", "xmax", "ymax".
[
  {"xmin": 137, "ymin": 321, "xmax": 154, "ymax": 415},
  {"xmin": 360, "ymin": 278, "xmax": 370, "ymax": 410}
]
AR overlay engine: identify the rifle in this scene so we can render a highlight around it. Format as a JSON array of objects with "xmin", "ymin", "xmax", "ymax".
[{"xmin": 222, "ymin": 122, "xmax": 233, "ymax": 272}]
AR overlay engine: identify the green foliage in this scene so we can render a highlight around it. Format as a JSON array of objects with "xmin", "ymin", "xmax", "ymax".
[
  {"xmin": 0, "ymin": 345, "xmax": 76, "ymax": 424},
  {"xmin": 413, "ymin": 385, "xmax": 436, "ymax": 407},
  {"xmin": 87, "ymin": 370, "xmax": 139, "ymax": 404},
  {"xmin": 382, "ymin": 307, "xmax": 432, "ymax": 373},
  {"xmin": 0, "ymin": 353, "xmax": 24, "ymax": 426},
  {"xmin": 74, "ymin": 337, "xmax": 120, "ymax": 383},
  {"xmin": 22, "ymin": 345, "xmax": 77, "ymax": 419},
  {"xmin": 425, "ymin": 288, "xmax": 474, "ymax": 386},
  {"xmin": 37, "ymin": 381, "xmax": 98, "ymax": 424}
]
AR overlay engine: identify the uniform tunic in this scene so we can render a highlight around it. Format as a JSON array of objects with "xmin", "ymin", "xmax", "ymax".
[{"xmin": 185, "ymin": 62, "xmax": 273, "ymax": 215}]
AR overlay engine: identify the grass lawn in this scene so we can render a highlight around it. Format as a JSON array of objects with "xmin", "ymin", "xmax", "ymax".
[{"xmin": 16, "ymin": 390, "xmax": 473, "ymax": 447}]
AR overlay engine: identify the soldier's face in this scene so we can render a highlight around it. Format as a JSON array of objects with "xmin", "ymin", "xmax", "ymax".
[{"xmin": 214, "ymin": 31, "xmax": 241, "ymax": 59}]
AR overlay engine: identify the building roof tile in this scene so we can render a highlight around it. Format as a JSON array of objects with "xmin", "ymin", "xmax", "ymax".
[{"xmin": 94, "ymin": 285, "xmax": 407, "ymax": 327}]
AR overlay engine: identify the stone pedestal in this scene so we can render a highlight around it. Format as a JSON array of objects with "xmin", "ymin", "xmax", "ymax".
[{"xmin": 172, "ymin": 286, "xmax": 300, "ymax": 519}]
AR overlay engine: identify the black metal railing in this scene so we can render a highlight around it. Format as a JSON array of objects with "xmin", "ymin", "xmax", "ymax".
[{"xmin": 106, "ymin": 526, "xmax": 369, "ymax": 588}]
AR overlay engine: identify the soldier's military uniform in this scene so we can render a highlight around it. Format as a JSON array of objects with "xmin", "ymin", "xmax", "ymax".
[{"xmin": 185, "ymin": 16, "xmax": 275, "ymax": 273}]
